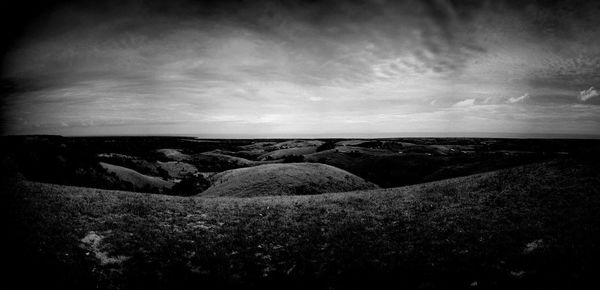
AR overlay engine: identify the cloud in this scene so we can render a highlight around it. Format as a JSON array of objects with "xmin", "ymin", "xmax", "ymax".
[
  {"xmin": 256, "ymin": 114, "xmax": 285, "ymax": 123},
  {"xmin": 482, "ymin": 97, "xmax": 494, "ymax": 104},
  {"xmin": 3, "ymin": 0, "xmax": 600, "ymax": 136},
  {"xmin": 508, "ymin": 93, "xmax": 529, "ymax": 104},
  {"xmin": 579, "ymin": 87, "xmax": 599, "ymax": 101},
  {"xmin": 452, "ymin": 98, "xmax": 475, "ymax": 107}
]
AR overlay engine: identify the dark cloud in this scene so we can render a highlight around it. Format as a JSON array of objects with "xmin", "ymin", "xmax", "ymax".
[
  {"xmin": 526, "ymin": 65, "xmax": 600, "ymax": 92},
  {"xmin": 506, "ymin": 0, "xmax": 600, "ymax": 40}
]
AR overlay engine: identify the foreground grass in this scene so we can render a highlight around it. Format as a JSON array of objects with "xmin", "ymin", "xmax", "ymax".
[{"xmin": 2, "ymin": 158, "xmax": 600, "ymax": 290}]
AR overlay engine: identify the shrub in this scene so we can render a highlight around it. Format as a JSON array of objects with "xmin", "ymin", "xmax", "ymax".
[
  {"xmin": 356, "ymin": 141, "xmax": 383, "ymax": 149},
  {"xmin": 169, "ymin": 174, "xmax": 211, "ymax": 196},
  {"xmin": 283, "ymin": 155, "xmax": 305, "ymax": 163}
]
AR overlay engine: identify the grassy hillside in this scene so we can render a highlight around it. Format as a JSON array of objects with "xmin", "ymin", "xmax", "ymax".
[
  {"xmin": 201, "ymin": 163, "xmax": 378, "ymax": 197},
  {"xmin": 98, "ymin": 153, "xmax": 165, "ymax": 176},
  {"xmin": 155, "ymin": 161, "xmax": 198, "ymax": 179},
  {"xmin": 155, "ymin": 148, "xmax": 191, "ymax": 161},
  {"xmin": 189, "ymin": 152, "xmax": 258, "ymax": 171},
  {"xmin": 100, "ymin": 162, "xmax": 174, "ymax": 192},
  {"xmin": 304, "ymin": 146, "xmax": 548, "ymax": 188},
  {"xmin": 3, "ymin": 157, "xmax": 600, "ymax": 289},
  {"xmin": 4, "ymin": 136, "xmax": 595, "ymax": 192},
  {"xmin": 264, "ymin": 140, "xmax": 324, "ymax": 151},
  {"xmin": 257, "ymin": 147, "xmax": 318, "ymax": 161}
]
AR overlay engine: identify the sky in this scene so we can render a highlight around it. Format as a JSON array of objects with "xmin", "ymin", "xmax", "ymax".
[{"xmin": 1, "ymin": 0, "xmax": 599, "ymax": 137}]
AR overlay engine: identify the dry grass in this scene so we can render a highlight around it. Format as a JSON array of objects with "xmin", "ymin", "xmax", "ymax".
[
  {"xmin": 200, "ymin": 163, "xmax": 378, "ymax": 197},
  {"xmin": 3, "ymin": 158, "xmax": 600, "ymax": 290},
  {"xmin": 257, "ymin": 147, "xmax": 318, "ymax": 161},
  {"xmin": 100, "ymin": 162, "xmax": 174, "ymax": 191}
]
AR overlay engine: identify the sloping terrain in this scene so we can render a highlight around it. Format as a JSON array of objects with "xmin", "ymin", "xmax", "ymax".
[
  {"xmin": 264, "ymin": 140, "xmax": 324, "ymax": 151},
  {"xmin": 208, "ymin": 148, "xmax": 266, "ymax": 160},
  {"xmin": 257, "ymin": 146, "xmax": 318, "ymax": 161},
  {"xmin": 99, "ymin": 153, "xmax": 199, "ymax": 180},
  {"xmin": 155, "ymin": 161, "xmax": 198, "ymax": 179},
  {"xmin": 156, "ymin": 148, "xmax": 191, "ymax": 161},
  {"xmin": 4, "ymin": 136, "xmax": 591, "ymax": 192},
  {"xmin": 100, "ymin": 162, "xmax": 174, "ymax": 192},
  {"xmin": 238, "ymin": 141, "xmax": 277, "ymax": 150},
  {"xmin": 190, "ymin": 151, "xmax": 258, "ymax": 171},
  {"xmin": 223, "ymin": 141, "xmax": 323, "ymax": 161},
  {"xmin": 3, "ymin": 158, "xmax": 599, "ymax": 290},
  {"xmin": 200, "ymin": 163, "xmax": 378, "ymax": 197},
  {"xmin": 334, "ymin": 139, "xmax": 369, "ymax": 146},
  {"xmin": 333, "ymin": 145, "xmax": 397, "ymax": 156},
  {"xmin": 98, "ymin": 153, "xmax": 164, "ymax": 176},
  {"xmin": 304, "ymin": 146, "xmax": 548, "ymax": 188}
]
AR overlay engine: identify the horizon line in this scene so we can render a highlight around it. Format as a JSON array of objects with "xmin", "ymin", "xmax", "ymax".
[{"xmin": 3, "ymin": 132, "xmax": 600, "ymax": 140}]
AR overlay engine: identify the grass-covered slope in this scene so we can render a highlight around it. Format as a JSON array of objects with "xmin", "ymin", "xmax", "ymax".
[
  {"xmin": 3, "ymin": 158, "xmax": 600, "ymax": 290},
  {"xmin": 97, "ymin": 153, "xmax": 164, "ymax": 176},
  {"xmin": 155, "ymin": 161, "xmax": 198, "ymax": 179},
  {"xmin": 200, "ymin": 163, "xmax": 378, "ymax": 197},
  {"xmin": 257, "ymin": 147, "xmax": 318, "ymax": 161},
  {"xmin": 303, "ymin": 146, "xmax": 548, "ymax": 188},
  {"xmin": 189, "ymin": 151, "xmax": 259, "ymax": 171},
  {"xmin": 155, "ymin": 148, "xmax": 191, "ymax": 161},
  {"xmin": 100, "ymin": 162, "xmax": 174, "ymax": 192}
]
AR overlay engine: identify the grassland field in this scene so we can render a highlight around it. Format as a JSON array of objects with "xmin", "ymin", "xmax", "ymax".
[{"xmin": 1, "ymin": 136, "xmax": 600, "ymax": 289}]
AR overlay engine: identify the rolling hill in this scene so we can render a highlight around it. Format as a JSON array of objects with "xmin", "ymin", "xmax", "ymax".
[
  {"xmin": 257, "ymin": 146, "xmax": 318, "ymax": 161},
  {"xmin": 189, "ymin": 151, "xmax": 258, "ymax": 171},
  {"xmin": 155, "ymin": 161, "xmax": 198, "ymax": 179},
  {"xmin": 100, "ymin": 162, "xmax": 174, "ymax": 192},
  {"xmin": 155, "ymin": 148, "xmax": 191, "ymax": 161},
  {"xmin": 3, "ymin": 158, "xmax": 599, "ymax": 289},
  {"xmin": 98, "ymin": 153, "xmax": 164, "ymax": 176},
  {"xmin": 200, "ymin": 163, "xmax": 378, "ymax": 197},
  {"xmin": 264, "ymin": 140, "xmax": 324, "ymax": 151}
]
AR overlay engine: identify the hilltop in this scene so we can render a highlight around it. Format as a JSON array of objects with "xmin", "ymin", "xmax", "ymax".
[{"xmin": 200, "ymin": 163, "xmax": 377, "ymax": 197}]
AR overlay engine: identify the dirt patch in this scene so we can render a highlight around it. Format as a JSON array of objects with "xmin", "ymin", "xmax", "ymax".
[{"xmin": 80, "ymin": 231, "xmax": 130, "ymax": 266}]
